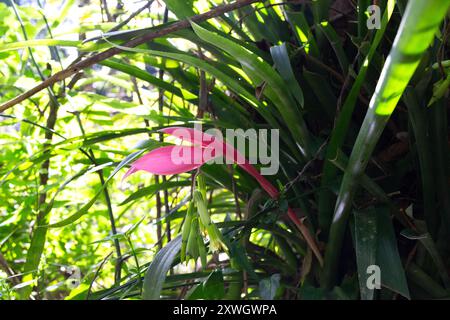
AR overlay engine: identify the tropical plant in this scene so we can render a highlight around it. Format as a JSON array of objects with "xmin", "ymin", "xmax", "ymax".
[{"xmin": 0, "ymin": 0, "xmax": 449, "ymax": 300}]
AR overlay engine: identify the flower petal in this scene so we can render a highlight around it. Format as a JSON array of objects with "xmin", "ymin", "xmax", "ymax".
[
  {"xmin": 160, "ymin": 127, "xmax": 279, "ymax": 198},
  {"xmin": 124, "ymin": 145, "xmax": 218, "ymax": 177},
  {"xmin": 160, "ymin": 127, "xmax": 217, "ymax": 147},
  {"xmin": 239, "ymin": 163, "xmax": 279, "ymax": 198},
  {"xmin": 121, "ymin": 166, "xmax": 139, "ymax": 182}
]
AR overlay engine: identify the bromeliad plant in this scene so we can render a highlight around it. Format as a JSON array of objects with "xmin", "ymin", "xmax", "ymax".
[
  {"xmin": 124, "ymin": 126, "xmax": 323, "ymax": 265},
  {"xmin": 1, "ymin": 0, "xmax": 450, "ymax": 300}
]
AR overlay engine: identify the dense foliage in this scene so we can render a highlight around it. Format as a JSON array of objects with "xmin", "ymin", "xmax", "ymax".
[{"xmin": 0, "ymin": 0, "xmax": 449, "ymax": 300}]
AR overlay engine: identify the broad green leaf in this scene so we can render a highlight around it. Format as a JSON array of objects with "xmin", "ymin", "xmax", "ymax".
[
  {"xmin": 318, "ymin": 0, "xmax": 395, "ymax": 231},
  {"xmin": 303, "ymin": 70, "xmax": 336, "ymax": 121},
  {"xmin": 162, "ymin": 0, "xmax": 195, "ymax": 19},
  {"xmin": 270, "ymin": 43, "xmax": 304, "ymax": 108},
  {"xmin": 187, "ymin": 270, "xmax": 225, "ymax": 300},
  {"xmin": 312, "ymin": 0, "xmax": 332, "ymax": 23},
  {"xmin": 259, "ymin": 273, "xmax": 281, "ymax": 300},
  {"xmin": 406, "ymin": 263, "xmax": 449, "ymax": 298},
  {"xmin": 190, "ymin": 21, "xmax": 312, "ymax": 159},
  {"xmin": 324, "ymin": 0, "xmax": 450, "ymax": 288},
  {"xmin": 100, "ymin": 59, "xmax": 197, "ymax": 101},
  {"xmin": 354, "ymin": 208, "xmax": 377, "ymax": 300},
  {"xmin": 317, "ymin": 22, "xmax": 349, "ymax": 74},
  {"xmin": 285, "ymin": 10, "xmax": 319, "ymax": 56},
  {"xmin": 376, "ymin": 207, "xmax": 410, "ymax": 299},
  {"xmin": 404, "ymin": 86, "xmax": 440, "ymax": 236},
  {"xmin": 401, "ymin": 228, "xmax": 450, "ymax": 289},
  {"xmin": 142, "ymin": 236, "xmax": 182, "ymax": 300}
]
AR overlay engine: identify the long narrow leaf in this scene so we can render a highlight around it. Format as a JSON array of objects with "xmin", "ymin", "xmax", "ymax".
[
  {"xmin": 323, "ymin": 0, "xmax": 450, "ymax": 288},
  {"xmin": 142, "ymin": 236, "xmax": 182, "ymax": 300}
]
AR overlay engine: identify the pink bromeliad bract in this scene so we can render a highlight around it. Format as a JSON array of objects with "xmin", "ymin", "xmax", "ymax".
[{"xmin": 124, "ymin": 126, "xmax": 322, "ymax": 264}]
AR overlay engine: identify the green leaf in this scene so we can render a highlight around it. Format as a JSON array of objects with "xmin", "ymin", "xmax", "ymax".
[
  {"xmin": 312, "ymin": 0, "xmax": 332, "ymax": 22},
  {"xmin": 0, "ymin": 39, "xmax": 81, "ymax": 52},
  {"xmin": 298, "ymin": 284, "xmax": 327, "ymax": 300},
  {"xmin": 318, "ymin": 0, "xmax": 395, "ymax": 232},
  {"xmin": 303, "ymin": 70, "xmax": 337, "ymax": 121},
  {"xmin": 119, "ymin": 180, "xmax": 191, "ymax": 206},
  {"xmin": 228, "ymin": 241, "xmax": 259, "ymax": 281},
  {"xmin": 376, "ymin": 207, "xmax": 410, "ymax": 299},
  {"xmin": 46, "ymin": 149, "xmax": 145, "ymax": 228},
  {"xmin": 285, "ymin": 10, "xmax": 319, "ymax": 56},
  {"xmin": 187, "ymin": 270, "xmax": 225, "ymax": 300},
  {"xmin": 329, "ymin": 150, "xmax": 390, "ymax": 203},
  {"xmin": 270, "ymin": 43, "xmax": 304, "ymax": 108},
  {"xmin": 259, "ymin": 273, "xmax": 281, "ymax": 300},
  {"xmin": 317, "ymin": 22, "xmax": 349, "ymax": 74},
  {"xmin": 190, "ymin": 21, "xmax": 312, "ymax": 159},
  {"xmin": 100, "ymin": 59, "xmax": 197, "ymax": 101},
  {"xmin": 162, "ymin": 0, "xmax": 195, "ymax": 19},
  {"xmin": 404, "ymin": 86, "xmax": 439, "ymax": 236},
  {"xmin": 96, "ymin": 41, "xmax": 272, "ymax": 121},
  {"xmin": 401, "ymin": 228, "xmax": 450, "ymax": 289},
  {"xmin": 354, "ymin": 207, "xmax": 377, "ymax": 300},
  {"xmin": 406, "ymin": 263, "xmax": 449, "ymax": 298},
  {"xmin": 142, "ymin": 236, "xmax": 182, "ymax": 300},
  {"xmin": 428, "ymin": 73, "xmax": 450, "ymax": 106},
  {"xmin": 323, "ymin": 0, "xmax": 450, "ymax": 288}
]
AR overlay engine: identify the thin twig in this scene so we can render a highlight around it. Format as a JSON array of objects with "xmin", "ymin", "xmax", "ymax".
[
  {"xmin": 100, "ymin": 0, "xmax": 114, "ymax": 22},
  {"xmin": 109, "ymin": 0, "xmax": 154, "ymax": 33}
]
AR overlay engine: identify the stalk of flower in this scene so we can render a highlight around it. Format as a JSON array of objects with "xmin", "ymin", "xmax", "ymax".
[
  {"xmin": 196, "ymin": 174, "xmax": 207, "ymax": 200},
  {"xmin": 186, "ymin": 216, "xmax": 200, "ymax": 261},
  {"xmin": 124, "ymin": 126, "xmax": 323, "ymax": 265},
  {"xmin": 161, "ymin": 127, "xmax": 280, "ymax": 198},
  {"xmin": 195, "ymin": 173, "xmax": 225, "ymax": 255},
  {"xmin": 197, "ymin": 230, "xmax": 208, "ymax": 269},
  {"xmin": 180, "ymin": 201, "xmax": 194, "ymax": 262},
  {"xmin": 194, "ymin": 189, "xmax": 227, "ymax": 253}
]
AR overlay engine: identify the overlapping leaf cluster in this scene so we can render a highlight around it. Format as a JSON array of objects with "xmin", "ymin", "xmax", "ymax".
[{"xmin": 0, "ymin": 0, "xmax": 449, "ymax": 300}]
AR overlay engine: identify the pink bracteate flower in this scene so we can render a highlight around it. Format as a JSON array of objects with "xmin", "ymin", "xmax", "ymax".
[{"xmin": 123, "ymin": 126, "xmax": 323, "ymax": 265}]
